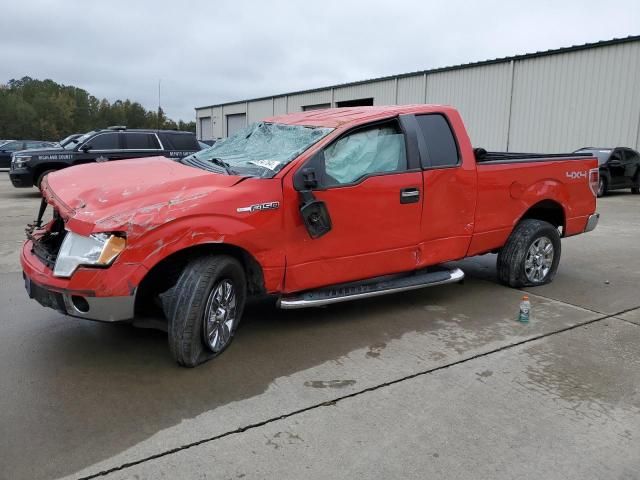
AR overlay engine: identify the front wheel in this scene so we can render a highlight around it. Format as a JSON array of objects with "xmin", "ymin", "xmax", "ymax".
[
  {"xmin": 497, "ymin": 219, "xmax": 561, "ymax": 288},
  {"xmin": 597, "ymin": 177, "xmax": 607, "ymax": 197},
  {"xmin": 162, "ymin": 255, "xmax": 246, "ymax": 367},
  {"xmin": 36, "ymin": 169, "xmax": 57, "ymax": 189}
]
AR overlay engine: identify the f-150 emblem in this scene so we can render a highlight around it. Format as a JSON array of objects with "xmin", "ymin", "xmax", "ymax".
[{"xmin": 237, "ymin": 201, "xmax": 280, "ymax": 213}]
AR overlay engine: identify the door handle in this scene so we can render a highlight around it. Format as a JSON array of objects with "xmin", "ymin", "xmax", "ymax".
[{"xmin": 400, "ymin": 187, "xmax": 420, "ymax": 204}]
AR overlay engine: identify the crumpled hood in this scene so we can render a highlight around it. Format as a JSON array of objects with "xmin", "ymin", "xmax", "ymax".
[{"xmin": 42, "ymin": 156, "xmax": 244, "ymax": 236}]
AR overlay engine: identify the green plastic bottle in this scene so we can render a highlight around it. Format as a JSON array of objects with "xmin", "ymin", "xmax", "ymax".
[{"xmin": 519, "ymin": 295, "xmax": 530, "ymax": 323}]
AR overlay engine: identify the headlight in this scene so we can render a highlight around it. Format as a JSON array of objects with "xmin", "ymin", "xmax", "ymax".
[
  {"xmin": 53, "ymin": 231, "xmax": 126, "ymax": 278},
  {"xmin": 12, "ymin": 155, "xmax": 31, "ymax": 169}
]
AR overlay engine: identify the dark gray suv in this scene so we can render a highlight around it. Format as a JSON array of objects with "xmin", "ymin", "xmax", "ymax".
[
  {"xmin": 9, "ymin": 127, "xmax": 199, "ymax": 188},
  {"xmin": 574, "ymin": 147, "xmax": 640, "ymax": 197}
]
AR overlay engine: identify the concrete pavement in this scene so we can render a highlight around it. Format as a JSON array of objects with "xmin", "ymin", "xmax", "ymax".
[{"xmin": 0, "ymin": 175, "xmax": 638, "ymax": 479}]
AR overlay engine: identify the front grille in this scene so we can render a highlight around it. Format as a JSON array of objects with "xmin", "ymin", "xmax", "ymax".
[{"xmin": 31, "ymin": 211, "xmax": 66, "ymax": 268}]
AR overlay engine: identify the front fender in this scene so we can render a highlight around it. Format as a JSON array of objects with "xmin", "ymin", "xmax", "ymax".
[{"xmin": 115, "ymin": 214, "xmax": 286, "ymax": 291}]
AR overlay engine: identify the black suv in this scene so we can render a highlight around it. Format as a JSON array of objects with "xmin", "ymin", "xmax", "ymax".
[
  {"xmin": 9, "ymin": 127, "xmax": 199, "ymax": 188},
  {"xmin": 0, "ymin": 140, "xmax": 57, "ymax": 168},
  {"xmin": 574, "ymin": 147, "xmax": 640, "ymax": 197}
]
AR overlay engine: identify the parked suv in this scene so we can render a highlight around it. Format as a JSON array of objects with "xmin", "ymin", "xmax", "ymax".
[
  {"xmin": 0, "ymin": 140, "xmax": 57, "ymax": 169},
  {"xmin": 9, "ymin": 127, "xmax": 199, "ymax": 188},
  {"xmin": 574, "ymin": 147, "xmax": 640, "ymax": 196}
]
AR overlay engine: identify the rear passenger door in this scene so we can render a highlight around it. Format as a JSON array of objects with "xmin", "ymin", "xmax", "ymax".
[
  {"xmin": 413, "ymin": 113, "xmax": 477, "ymax": 265},
  {"xmin": 622, "ymin": 149, "xmax": 640, "ymax": 185},
  {"xmin": 607, "ymin": 149, "xmax": 626, "ymax": 186},
  {"xmin": 160, "ymin": 133, "xmax": 200, "ymax": 159}
]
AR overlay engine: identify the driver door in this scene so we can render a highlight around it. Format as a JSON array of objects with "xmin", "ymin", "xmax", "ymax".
[{"xmin": 283, "ymin": 118, "xmax": 423, "ymax": 293}]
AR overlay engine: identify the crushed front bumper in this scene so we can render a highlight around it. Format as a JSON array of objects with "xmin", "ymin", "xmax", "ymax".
[
  {"xmin": 21, "ymin": 240, "xmax": 141, "ymax": 322},
  {"xmin": 24, "ymin": 274, "xmax": 135, "ymax": 322},
  {"xmin": 9, "ymin": 168, "xmax": 34, "ymax": 188}
]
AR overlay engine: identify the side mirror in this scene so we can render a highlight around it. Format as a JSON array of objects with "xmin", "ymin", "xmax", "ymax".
[
  {"xmin": 293, "ymin": 151, "xmax": 325, "ymax": 191},
  {"xmin": 294, "ymin": 151, "xmax": 332, "ymax": 238},
  {"xmin": 80, "ymin": 144, "xmax": 92, "ymax": 152}
]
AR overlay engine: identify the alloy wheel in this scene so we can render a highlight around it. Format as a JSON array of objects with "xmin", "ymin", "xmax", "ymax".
[
  {"xmin": 524, "ymin": 237, "xmax": 554, "ymax": 283},
  {"xmin": 203, "ymin": 279, "xmax": 237, "ymax": 352}
]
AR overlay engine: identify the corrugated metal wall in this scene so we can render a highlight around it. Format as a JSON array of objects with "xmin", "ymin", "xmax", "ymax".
[
  {"xmin": 333, "ymin": 79, "xmax": 397, "ymax": 104},
  {"xmin": 425, "ymin": 62, "xmax": 513, "ymax": 150},
  {"xmin": 509, "ymin": 41, "xmax": 640, "ymax": 152},
  {"xmin": 196, "ymin": 39, "xmax": 640, "ymax": 152}
]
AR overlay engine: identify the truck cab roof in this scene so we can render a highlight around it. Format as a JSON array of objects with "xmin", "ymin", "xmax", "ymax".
[{"xmin": 266, "ymin": 105, "xmax": 455, "ymax": 129}]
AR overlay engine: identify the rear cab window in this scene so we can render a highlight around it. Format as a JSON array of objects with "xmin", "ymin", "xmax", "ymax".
[{"xmin": 415, "ymin": 114, "xmax": 459, "ymax": 168}]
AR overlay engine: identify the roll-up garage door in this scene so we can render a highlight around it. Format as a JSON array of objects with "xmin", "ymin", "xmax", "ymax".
[
  {"xmin": 226, "ymin": 113, "xmax": 247, "ymax": 137},
  {"xmin": 199, "ymin": 117, "xmax": 211, "ymax": 140}
]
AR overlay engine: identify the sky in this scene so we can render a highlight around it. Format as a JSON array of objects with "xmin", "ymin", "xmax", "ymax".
[{"xmin": 1, "ymin": 0, "xmax": 638, "ymax": 122}]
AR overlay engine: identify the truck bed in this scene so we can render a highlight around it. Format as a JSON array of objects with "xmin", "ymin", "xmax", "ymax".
[{"xmin": 467, "ymin": 152, "xmax": 598, "ymax": 256}]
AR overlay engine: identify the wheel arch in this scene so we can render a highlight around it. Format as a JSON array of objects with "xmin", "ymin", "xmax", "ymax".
[
  {"xmin": 134, "ymin": 242, "xmax": 266, "ymax": 315},
  {"xmin": 32, "ymin": 163, "xmax": 68, "ymax": 185},
  {"xmin": 518, "ymin": 199, "xmax": 566, "ymax": 235}
]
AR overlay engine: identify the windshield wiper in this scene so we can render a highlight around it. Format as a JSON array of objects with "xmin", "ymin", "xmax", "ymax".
[{"xmin": 210, "ymin": 157, "xmax": 235, "ymax": 175}]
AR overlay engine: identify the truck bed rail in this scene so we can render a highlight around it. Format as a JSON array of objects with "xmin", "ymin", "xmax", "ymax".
[{"xmin": 474, "ymin": 148, "xmax": 593, "ymax": 164}]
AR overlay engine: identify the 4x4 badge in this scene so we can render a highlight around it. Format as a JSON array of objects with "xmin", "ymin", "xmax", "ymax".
[{"xmin": 237, "ymin": 201, "xmax": 280, "ymax": 213}]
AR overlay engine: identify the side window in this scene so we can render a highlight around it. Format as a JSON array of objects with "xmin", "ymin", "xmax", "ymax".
[
  {"xmin": 163, "ymin": 133, "xmax": 199, "ymax": 150},
  {"xmin": 627, "ymin": 150, "xmax": 640, "ymax": 163},
  {"xmin": 415, "ymin": 114, "xmax": 459, "ymax": 168},
  {"xmin": 609, "ymin": 150, "xmax": 623, "ymax": 162},
  {"xmin": 323, "ymin": 123, "xmax": 406, "ymax": 186},
  {"xmin": 125, "ymin": 133, "xmax": 160, "ymax": 150},
  {"xmin": 88, "ymin": 133, "xmax": 119, "ymax": 150},
  {"xmin": 26, "ymin": 141, "xmax": 43, "ymax": 149}
]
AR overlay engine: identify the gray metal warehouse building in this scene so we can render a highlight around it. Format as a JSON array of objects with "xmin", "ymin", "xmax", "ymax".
[{"xmin": 195, "ymin": 36, "xmax": 640, "ymax": 152}]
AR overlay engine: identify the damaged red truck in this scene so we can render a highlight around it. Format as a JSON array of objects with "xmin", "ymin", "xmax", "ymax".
[{"xmin": 22, "ymin": 105, "xmax": 600, "ymax": 366}]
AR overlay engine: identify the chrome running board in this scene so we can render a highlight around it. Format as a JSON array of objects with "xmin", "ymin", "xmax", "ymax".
[{"xmin": 278, "ymin": 267, "xmax": 464, "ymax": 309}]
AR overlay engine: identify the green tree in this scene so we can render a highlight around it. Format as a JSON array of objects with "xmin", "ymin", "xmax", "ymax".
[{"xmin": 0, "ymin": 77, "xmax": 195, "ymax": 140}]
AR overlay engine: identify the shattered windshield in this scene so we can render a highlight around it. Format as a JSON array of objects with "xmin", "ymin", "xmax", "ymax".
[{"xmin": 182, "ymin": 122, "xmax": 333, "ymax": 177}]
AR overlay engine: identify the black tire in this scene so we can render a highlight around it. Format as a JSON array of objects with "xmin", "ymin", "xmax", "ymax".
[
  {"xmin": 597, "ymin": 177, "xmax": 607, "ymax": 197},
  {"xmin": 631, "ymin": 178, "xmax": 639, "ymax": 194},
  {"xmin": 36, "ymin": 169, "xmax": 56, "ymax": 189},
  {"xmin": 162, "ymin": 255, "xmax": 246, "ymax": 367},
  {"xmin": 497, "ymin": 219, "xmax": 561, "ymax": 288}
]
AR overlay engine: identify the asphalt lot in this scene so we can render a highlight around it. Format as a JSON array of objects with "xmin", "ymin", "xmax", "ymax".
[{"xmin": 0, "ymin": 174, "xmax": 639, "ymax": 480}]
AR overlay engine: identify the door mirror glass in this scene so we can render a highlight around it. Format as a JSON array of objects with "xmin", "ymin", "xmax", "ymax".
[{"xmin": 300, "ymin": 199, "xmax": 332, "ymax": 239}]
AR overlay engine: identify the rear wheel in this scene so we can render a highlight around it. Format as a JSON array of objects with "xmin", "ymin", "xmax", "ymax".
[
  {"xmin": 162, "ymin": 255, "xmax": 246, "ymax": 367},
  {"xmin": 497, "ymin": 219, "xmax": 561, "ymax": 288}
]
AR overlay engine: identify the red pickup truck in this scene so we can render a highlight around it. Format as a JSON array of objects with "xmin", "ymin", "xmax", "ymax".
[{"xmin": 22, "ymin": 105, "xmax": 599, "ymax": 366}]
